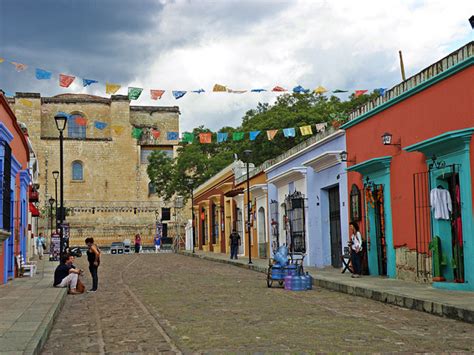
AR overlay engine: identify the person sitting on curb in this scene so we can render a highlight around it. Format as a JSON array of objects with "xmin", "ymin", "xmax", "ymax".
[{"xmin": 53, "ymin": 254, "xmax": 83, "ymax": 294}]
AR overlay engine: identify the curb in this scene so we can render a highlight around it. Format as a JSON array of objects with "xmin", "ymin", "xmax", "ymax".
[{"xmin": 178, "ymin": 250, "xmax": 474, "ymax": 324}]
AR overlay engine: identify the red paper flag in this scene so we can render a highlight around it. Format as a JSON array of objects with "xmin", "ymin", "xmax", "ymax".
[
  {"xmin": 272, "ymin": 86, "xmax": 287, "ymax": 92},
  {"xmin": 75, "ymin": 116, "xmax": 87, "ymax": 126},
  {"xmin": 199, "ymin": 133, "xmax": 212, "ymax": 144},
  {"xmin": 354, "ymin": 90, "xmax": 368, "ymax": 98},
  {"xmin": 59, "ymin": 74, "xmax": 75, "ymax": 88},
  {"xmin": 151, "ymin": 129, "xmax": 160, "ymax": 139},
  {"xmin": 150, "ymin": 89, "xmax": 165, "ymax": 100}
]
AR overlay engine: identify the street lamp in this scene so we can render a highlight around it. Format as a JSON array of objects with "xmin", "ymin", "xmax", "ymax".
[
  {"xmin": 54, "ymin": 112, "xmax": 68, "ymax": 258},
  {"xmin": 186, "ymin": 178, "xmax": 195, "ymax": 253},
  {"xmin": 48, "ymin": 197, "xmax": 55, "ymax": 235},
  {"xmin": 52, "ymin": 170, "xmax": 59, "ymax": 229},
  {"xmin": 243, "ymin": 149, "xmax": 252, "ymax": 264},
  {"xmin": 381, "ymin": 132, "xmax": 401, "ymax": 147}
]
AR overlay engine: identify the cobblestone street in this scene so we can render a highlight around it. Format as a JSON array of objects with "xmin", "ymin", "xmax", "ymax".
[{"xmin": 42, "ymin": 254, "xmax": 474, "ymax": 353}]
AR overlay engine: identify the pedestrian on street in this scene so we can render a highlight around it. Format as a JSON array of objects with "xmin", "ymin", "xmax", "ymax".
[
  {"xmin": 53, "ymin": 254, "xmax": 83, "ymax": 294},
  {"xmin": 349, "ymin": 221, "xmax": 363, "ymax": 278},
  {"xmin": 154, "ymin": 234, "xmax": 161, "ymax": 253},
  {"xmin": 134, "ymin": 233, "xmax": 142, "ymax": 253},
  {"xmin": 36, "ymin": 232, "xmax": 46, "ymax": 260},
  {"xmin": 85, "ymin": 237, "xmax": 101, "ymax": 292},
  {"xmin": 229, "ymin": 228, "xmax": 241, "ymax": 260}
]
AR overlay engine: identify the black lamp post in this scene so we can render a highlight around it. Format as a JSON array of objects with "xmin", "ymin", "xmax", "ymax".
[
  {"xmin": 48, "ymin": 197, "xmax": 55, "ymax": 235},
  {"xmin": 243, "ymin": 149, "xmax": 252, "ymax": 264},
  {"xmin": 52, "ymin": 170, "xmax": 59, "ymax": 230},
  {"xmin": 54, "ymin": 112, "xmax": 68, "ymax": 258},
  {"xmin": 186, "ymin": 178, "xmax": 195, "ymax": 253}
]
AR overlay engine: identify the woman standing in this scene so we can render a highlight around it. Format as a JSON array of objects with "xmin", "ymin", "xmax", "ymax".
[
  {"xmin": 349, "ymin": 222, "xmax": 363, "ymax": 278},
  {"xmin": 134, "ymin": 233, "xmax": 142, "ymax": 253},
  {"xmin": 85, "ymin": 237, "xmax": 101, "ymax": 292}
]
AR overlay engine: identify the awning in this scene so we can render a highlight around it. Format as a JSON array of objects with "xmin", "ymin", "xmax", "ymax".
[
  {"xmin": 29, "ymin": 202, "xmax": 40, "ymax": 217},
  {"xmin": 224, "ymin": 188, "xmax": 244, "ymax": 197}
]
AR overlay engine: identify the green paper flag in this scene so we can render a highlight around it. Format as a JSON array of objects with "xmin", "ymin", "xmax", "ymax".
[
  {"xmin": 333, "ymin": 89, "xmax": 348, "ymax": 93},
  {"xmin": 132, "ymin": 127, "xmax": 143, "ymax": 139},
  {"xmin": 232, "ymin": 132, "xmax": 245, "ymax": 141},
  {"xmin": 128, "ymin": 87, "xmax": 143, "ymax": 100},
  {"xmin": 183, "ymin": 132, "xmax": 194, "ymax": 143}
]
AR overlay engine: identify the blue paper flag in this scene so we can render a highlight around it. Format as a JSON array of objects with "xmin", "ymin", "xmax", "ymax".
[
  {"xmin": 292, "ymin": 85, "xmax": 309, "ymax": 94},
  {"xmin": 376, "ymin": 88, "xmax": 387, "ymax": 96},
  {"xmin": 249, "ymin": 131, "xmax": 261, "ymax": 140},
  {"xmin": 2, "ymin": 90, "xmax": 15, "ymax": 97},
  {"xmin": 57, "ymin": 111, "xmax": 72, "ymax": 119},
  {"xmin": 94, "ymin": 121, "xmax": 107, "ymax": 130},
  {"xmin": 250, "ymin": 89, "xmax": 266, "ymax": 93},
  {"xmin": 217, "ymin": 132, "xmax": 228, "ymax": 143},
  {"xmin": 172, "ymin": 91, "xmax": 186, "ymax": 99},
  {"xmin": 83, "ymin": 78, "xmax": 98, "ymax": 87},
  {"xmin": 35, "ymin": 68, "xmax": 52, "ymax": 80},
  {"xmin": 192, "ymin": 89, "xmax": 205, "ymax": 94},
  {"xmin": 283, "ymin": 128, "xmax": 296, "ymax": 138},
  {"xmin": 167, "ymin": 131, "xmax": 179, "ymax": 140}
]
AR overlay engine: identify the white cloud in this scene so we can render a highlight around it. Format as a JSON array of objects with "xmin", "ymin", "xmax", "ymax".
[{"xmin": 125, "ymin": 0, "xmax": 473, "ymax": 131}]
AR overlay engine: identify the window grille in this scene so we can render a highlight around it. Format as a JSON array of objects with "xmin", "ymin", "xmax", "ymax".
[
  {"xmin": 68, "ymin": 114, "xmax": 86, "ymax": 139},
  {"xmin": 1, "ymin": 142, "xmax": 12, "ymax": 230},
  {"xmin": 72, "ymin": 161, "xmax": 83, "ymax": 181},
  {"xmin": 285, "ymin": 191, "xmax": 306, "ymax": 253}
]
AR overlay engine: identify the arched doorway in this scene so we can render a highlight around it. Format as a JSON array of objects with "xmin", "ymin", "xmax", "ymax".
[{"xmin": 258, "ymin": 206, "xmax": 267, "ymax": 257}]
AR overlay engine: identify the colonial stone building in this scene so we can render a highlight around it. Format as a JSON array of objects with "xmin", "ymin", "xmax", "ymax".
[{"xmin": 8, "ymin": 92, "xmax": 182, "ymax": 246}]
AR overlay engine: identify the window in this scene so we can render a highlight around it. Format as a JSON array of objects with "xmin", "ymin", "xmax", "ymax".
[
  {"xmin": 148, "ymin": 182, "xmax": 156, "ymax": 195},
  {"xmin": 140, "ymin": 148, "xmax": 173, "ymax": 164},
  {"xmin": 211, "ymin": 204, "xmax": 219, "ymax": 244},
  {"xmin": 68, "ymin": 113, "xmax": 87, "ymax": 139},
  {"xmin": 72, "ymin": 161, "xmax": 83, "ymax": 181},
  {"xmin": 1, "ymin": 142, "xmax": 12, "ymax": 230}
]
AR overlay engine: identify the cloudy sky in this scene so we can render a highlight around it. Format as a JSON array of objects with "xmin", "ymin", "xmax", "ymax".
[{"xmin": 0, "ymin": 0, "xmax": 472, "ymax": 132}]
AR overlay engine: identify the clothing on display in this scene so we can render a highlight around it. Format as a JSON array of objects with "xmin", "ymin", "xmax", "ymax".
[{"xmin": 430, "ymin": 187, "xmax": 452, "ymax": 220}]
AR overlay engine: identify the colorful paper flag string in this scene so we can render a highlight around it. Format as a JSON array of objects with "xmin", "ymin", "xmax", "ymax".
[
  {"xmin": 333, "ymin": 89, "xmax": 348, "ymax": 93},
  {"xmin": 283, "ymin": 127, "xmax": 296, "ymax": 138},
  {"xmin": 106, "ymin": 82, "xmax": 121, "ymax": 94},
  {"xmin": 199, "ymin": 133, "xmax": 212, "ymax": 144},
  {"xmin": 300, "ymin": 125, "xmax": 313, "ymax": 136},
  {"xmin": 228, "ymin": 89, "xmax": 247, "ymax": 94},
  {"xmin": 0, "ymin": 58, "xmax": 4, "ymax": 63},
  {"xmin": 266, "ymin": 129, "xmax": 278, "ymax": 141},
  {"xmin": 59, "ymin": 74, "xmax": 75, "ymax": 88},
  {"xmin": 272, "ymin": 86, "xmax": 287, "ymax": 92},
  {"xmin": 354, "ymin": 90, "xmax": 368, "ymax": 98},
  {"xmin": 167, "ymin": 131, "xmax": 179, "ymax": 140},
  {"xmin": 192, "ymin": 89, "xmax": 205, "ymax": 94},
  {"xmin": 75, "ymin": 117, "xmax": 88, "ymax": 126},
  {"xmin": 183, "ymin": 132, "xmax": 194, "ymax": 143},
  {"xmin": 35, "ymin": 68, "xmax": 52, "ymax": 80},
  {"xmin": 233, "ymin": 132, "xmax": 244, "ymax": 141},
  {"xmin": 150, "ymin": 90, "xmax": 165, "ymax": 100},
  {"xmin": 11, "ymin": 62, "xmax": 27, "ymax": 72},
  {"xmin": 93, "ymin": 121, "xmax": 107, "ymax": 130},
  {"xmin": 172, "ymin": 91, "xmax": 186, "ymax": 100},
  {"xmin": 83, "ymin": 79, "xmax": 98, "ymax": 87},
  {"xmin": 151, "ymin": 129, "xmax": 161, "ymax": 139},
  {"xmin": 128, "ymin": 87, "xmax": 143, "ymax": 100},
  {"xmin": 251, "ymin": 89, "xmax": 266, "ymax": 93},
  {"xmin": 132, "ymin": 127, "xmax": 143, "ymax": 139},
  {"xmin": 314, "ymin": 86, "xmax": 327, "ymax": 95},
  {"xmin": 111, "ymin": 125, "xmax": 125, "ymax": 135},
  {"xmin": 213, "ymin": 84, "xmax": 227, "ymax": 92},
  {"xmin": 249, "ymin": 131, "xmax": 260, "ymax": 141},
  {"xmin": 293, "ymin": 85, "xmax": 309, "ymax": 94},
  {"xmin": 18, "ymin": 98, "xmax": 33, "ymax": 107},
  {"xmin": 217, "ymin": 132, "xmax": 228, "ymax": 143}
]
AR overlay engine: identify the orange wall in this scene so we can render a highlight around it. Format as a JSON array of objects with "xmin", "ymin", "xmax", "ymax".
[{"xmin": 346, "ymin": 66, "xmax": 474, "ymax": 250}]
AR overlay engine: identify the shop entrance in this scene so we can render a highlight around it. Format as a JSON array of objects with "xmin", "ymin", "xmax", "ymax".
[{"xmin": 328, "ymin": 186, "xmax": 342, "ymax": 268}]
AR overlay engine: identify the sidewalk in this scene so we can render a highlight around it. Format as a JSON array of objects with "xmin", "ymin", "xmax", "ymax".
[
  {"xmin": 0, "ymin": 258, "xmax": 66, "ymax": 354},
  {"xmin": 179, "ymin": 250, "xmax": 474, "ymax": 324}
]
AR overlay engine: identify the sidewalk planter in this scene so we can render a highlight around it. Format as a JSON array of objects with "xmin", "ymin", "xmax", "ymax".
[{"xmin": 342, "ymin": 42, "xmax": 474, "ymax": 290}]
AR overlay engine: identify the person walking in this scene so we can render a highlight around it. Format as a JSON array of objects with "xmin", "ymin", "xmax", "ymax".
[
  {"xmin": 349, "ymin": 222, "xmax": 363, "ymax": 278},
  {"xmin": 154, "ymin": 234, "xmax": 161, "ymax": 253},
  {"xmin": 85, "ymin": 237, "xmax": 101, "ymax": 292},
  {"xmin": 229, "ymin": 228, "xmax": 241, "ymax": 260},
  {"xmin": 134, "ymin": 233, "xmax": 142, "ymax": 253},
  {"xmin": 36, "ymin": 233, "xmax": 45, "ymax": 260}
]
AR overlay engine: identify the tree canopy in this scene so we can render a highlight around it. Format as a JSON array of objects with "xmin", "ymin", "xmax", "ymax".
[{"xmin": 147, "ymin": 91, "xmax": 377, "ymax": 201}]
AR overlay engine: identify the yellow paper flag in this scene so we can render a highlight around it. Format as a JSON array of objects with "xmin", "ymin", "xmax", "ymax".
[
  {"xmin": 300, "ymin": 125, "xmax": 313, "ymax": 136},
  {"xmin": 314, "ymin": 86, "xmax": 328, "ymax": 95},
  {"xmin": 266, "ymin": 129, "xmax": 278, "ymax": 141},
  {"xmin": 111, "ymin": 125, "xmax": 125, "ymax": 135},
  {"xmin": 106, "ymin": 82, "xmax": 121, "ymax": 94},
  {"xmin": 213, "ymin": 84, "xmax": 227, "ymax": 92},
  {"xmin": 18, "ymin": 98, "xmax": 33, "ymax": 107},
  {"xmin": 0, "ymin": 58, "xmax": 4, "ymax": 63}
]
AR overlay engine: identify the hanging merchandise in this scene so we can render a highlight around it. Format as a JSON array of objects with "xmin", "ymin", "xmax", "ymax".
[
  {"xmin": 128, "ymin": 87, "xmax": 143, "ymax": 100},
  {"xmin": 83, "ymin": 78, "xmax": 98, "ymax": 87},
  {"xmin": 217, "ymin": 132, "xmax": 228, "ymax": 143},
  {"xmin": 183, "ymin": 132, "xmax": 194, "ymax": 143},
  {"xmin": 106, "ymin": 82, "xmax": 121, "ymax": 94},
  {"xmin": 199, "ymin": 132, "xmax": 212, "ymax": 144},
  {"xmin": 59, "ymin": 74, "xmax": 75, "ymax": 88},
  {"xmin": 283, "ymin": 127, "xmax": 296, "ymax": 138},
  {"xmin": 232, "ymin": 132, "xmax": 245, "ymax": 141},
  {"xmin": 299, "ymin": 125, "xmax": 313, "ymax": 136},
  {"xmin": 172, "ymin": 91, "xmax": 186, "ymax": 99},
  {"xmin": 266, "ymin": 129, "xmax": 278, "ymax": 141},
  {"xmin": 430, "ymin": 187, "xmax": 452, "ymax": 220},
  {"xmin": 150, "ymin": 89, "xmax": 165, "ymax": 100},
  {"xmin": 94, "ymin": 121, "xmax": 107, "ymax": 130},
  {"xmin": 131, "ymin": 127, "xmax": 143, "ymax": 139},
  {"xmin": 249, "ymin": 131, "xmax": 260, "ymax": 141},
  {"xmin": 167, "ymin": 131, "xmax": 179, "ymax": 140},
  {"xmin": 35, "ymin": 68, "xmax": 52, "ymax": 80}
]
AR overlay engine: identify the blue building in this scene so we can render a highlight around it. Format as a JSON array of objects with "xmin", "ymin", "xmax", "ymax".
[{"xmin": 265, "ymin": 128, "xmax": 348, "ymax": 268}]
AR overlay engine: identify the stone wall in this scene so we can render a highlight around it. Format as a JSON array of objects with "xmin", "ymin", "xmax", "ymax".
[
  {"xmin": 9, "ymin": 93, "xmax": 188, "ymax": 244},
  {"xmin": 395, "ymin": 246, "xmax": 432, "ymax": 283}
]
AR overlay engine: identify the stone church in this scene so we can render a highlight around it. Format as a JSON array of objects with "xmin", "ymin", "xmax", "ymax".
[{"xmin": 8, "ymin": 92, "xmax": 182, "ymax": 246}]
